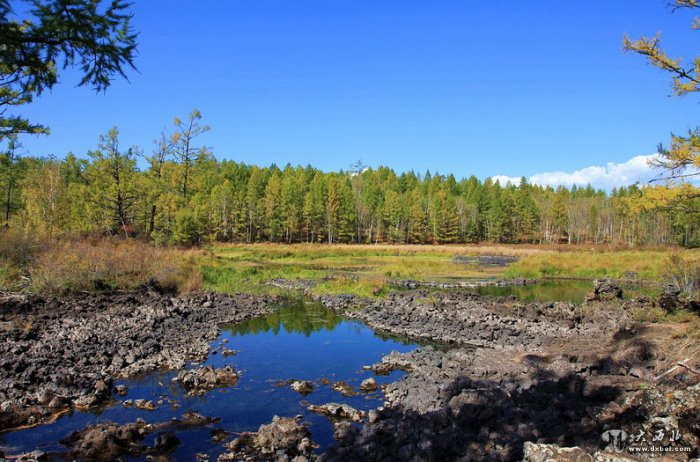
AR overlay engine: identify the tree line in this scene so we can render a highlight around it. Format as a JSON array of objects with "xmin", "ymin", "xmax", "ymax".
[{"xmin": 1, "ymin": 110, "xmax": 698, "ymax": 247}]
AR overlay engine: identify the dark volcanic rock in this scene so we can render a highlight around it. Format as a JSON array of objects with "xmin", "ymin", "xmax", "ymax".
[
  {"xmin": 587, "ymin": 278, "xmax": 623, "ymax": 301},
  {"xmin": 46, "ymin": 285, "xmax": 677, "ymax": 462},
  {"xmin": 176, "ymin": 365, "xmax": 238, "ymax": 395},
  {"xmin": 60, "ymin": 413, "xmax": 218, "ymax": 461},
  {"xmin": 316, "ymin": 290, "xmax": 698, "ymax": 462},
  {"xmin": 13, "ymin": 450, "xmax": 48, "ymax": 462},
  {"xmin": 307, "ymin": 403, "xmax": 366, "ymax": 422},
  {"xmin": 331, "ymin": 381, "xmax": 357, "ymax": 396},
  {"xmin": 61, "ymin": 421, "xmax": 150, "ymax": 460},
  {"xmin": 4, "ymin": 284, "xmax": 698, "ymax": 461},
  {"xmin": 319, "ymin": 290, "xmax": 628, "ymax": 349},
  {"xmin": 393, "ymin": 278, "xmax": 535, "ymax": 290},
  {"xmin": 222, "ymin": 415, "xmax": 317, "ymax": 461},
  {"xmin": 290, "ymin": 380, "xmax": 314, "ymax": 395},
  {"xmin": 659, "ymin": 284, "xmax": 682, "ymax": 310},
  {"xmin": 153, "ymin": 431, "xmax": 180, "ymax": 452},
  {"xmin": 266, "ymin": 278, "xmax": 317, "ymax": 292},
  {"xmin": 133, "ymin": 399, "xmax": 157, "ymax": 411},
  {"xmin": 321, "ymin": 377, "xmax": 700, "ymax": 461},
  {"xmin": 359, "ymin": 377, "xmax": 378, "ymax": 392},
  {"xmin": 686, "ymin": 298, "xmax": 700, "ymax": 314},
  {"xmin": 451, "ymin": 254, "xmax": 519, "ymax": 266},
  {"xmin": 521, "ymin": 442, "xmax": 630, "ymax": 462},
  {"xmin": 0, "ymin": 291, "xmax": 276, "ymax": 431}
]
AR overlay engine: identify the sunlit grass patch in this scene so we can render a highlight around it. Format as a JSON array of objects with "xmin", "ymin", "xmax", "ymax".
[
  {"xmin": 27, "ymin": 239, "xmax": 205, "ymax": 294},
  {"xmin": 504, "ymin": 249, "xmax": 700, "ymax": 281},
  {"xmin": 202, "ymin": 243, "xmax": 518, "ymax": 297},
  {"xmin": 200, "ymin": 243, "xmax": 700, "ymax": 298},
  {"xmin": 0, "ymin": 232, "xmax": 206, "ymax": 294}
]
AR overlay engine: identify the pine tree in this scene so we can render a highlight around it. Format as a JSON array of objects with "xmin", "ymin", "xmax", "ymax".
[
  {"xmin": 0, "ymin": 135, "xmax": 24, "ymax": 226},
  {"xmin": 408, "ymin": 188, "xmax": 428, "ymax": 244},
  {"xmin": 303, "ymin": 173, "xmax": 326, "ymax": 242},
  {"xmin": 551, "ymin": 189, "xmax": 570, "ymax": 243},
  {"xmin": 279, "ymin": 167, "xmax": 305, "ymax": 243},
  {"xmin": 264, "ymin": 173, "xmax": 283, "ymax": 241},
  {"xmin": 86, "ymin": 128, "xmax": 139, "ymax": 236},
  {"xmin": 246, "ymin": 167, "xmax": 267, "ymax": 242},
  {"xmin": 171, "ymin": 110, "xmax": 209, "ymax": 200},
  {"xmin": 0, "ymin": 0, "xmax": 137, "ymax": 139},
  {"xmin": 336, "ymin": 176, "xmax": 357, "ymax": 242},
  {"xmin": 623, "ymin": 1, "xmax": 700, "ymax": 181},
  {"xmin": 432, "ymin": 188, "xmax": 459, "ymax": 244},
  {"xmin": 382, "ymin": 190, "xmax": 403, "ymax": 243},
  {"xmin": 485, "ymin": 182, "xmax": 508, "ymax": 242}
]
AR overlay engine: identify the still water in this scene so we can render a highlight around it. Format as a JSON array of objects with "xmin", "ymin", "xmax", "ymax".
[
  {"xmin": 0, "ymin": 302, "xmax": 417, "ymax": 460},
  {"xmin": 474, "ymin": 279, "xmax": 658, "ymax": 304}
]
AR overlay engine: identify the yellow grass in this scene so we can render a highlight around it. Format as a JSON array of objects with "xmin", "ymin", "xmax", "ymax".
[
  {"xmin": 0, "ymin": 231, "xmax": 205, "ymax": 294},
  {"xmin": 200, "ymin": 243, "xmax": 699, "ymax": 297}
]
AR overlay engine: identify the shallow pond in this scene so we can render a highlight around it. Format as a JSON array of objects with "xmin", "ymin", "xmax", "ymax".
[
  {"xmin": 474, "ymin": 279, "xmax": 658, "ymax": 304},
  {"xmin": 0, "ymin": 301, "xmax": 417, "ymax": 460}
]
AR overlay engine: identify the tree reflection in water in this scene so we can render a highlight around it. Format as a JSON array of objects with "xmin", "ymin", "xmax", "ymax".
[{"xmin": 224, "ymin": 300, "xmax": 343, "ymax": 337}]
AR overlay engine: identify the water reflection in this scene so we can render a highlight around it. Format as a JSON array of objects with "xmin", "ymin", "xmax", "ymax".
[
  {"xmin": 474, "ymin": 279, "xmax": 658, "ymax": 304},
  {"xmin": 224, "ymin": 300, "xmax": 343, "ymax": 337},
  {"xmin": 1, "ymin": 301, "xmax": 417, "ymax": 460}
]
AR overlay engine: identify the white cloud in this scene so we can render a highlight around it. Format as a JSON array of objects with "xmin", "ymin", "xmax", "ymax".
[
  {"xmin": 491, "ymin": 174, "xmax": 524, "ymax": 186},
  {"xmin": 490, "ymin": 154, "xmax": 695, "ymax": 190}
]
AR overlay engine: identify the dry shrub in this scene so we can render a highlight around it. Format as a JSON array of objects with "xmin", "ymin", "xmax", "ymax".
[
  {"xmin": 611, "ymin": 337, "xmax": 656, "ymax": 365},
  {"xmin": 0, "ymin": 228, "xmax": 47, "ymax": 290},
  {"xmin": 29, "ymin": 238, "xmax": 202, "ymax": 294},
  {"xmin": 155, "ymin": 253, "xmax": 203, "ymax": 294},
  {"xmin": 0, "ymin": 227, "xmax": 44, "ymax": 266},
  {"xmin": 623, "ymin": 319, "xmax": 700, "ymax": 374},
  {"xmin": 632, "ymin": 306, "xmax": 669, "ymax": 324},
  {"xmin": 663, "ymin": 254, "xmax": 700, "ymax": 297},
  {"xmin": 655, "ymin": 329, "xmax": 700, "ymax": 373}
]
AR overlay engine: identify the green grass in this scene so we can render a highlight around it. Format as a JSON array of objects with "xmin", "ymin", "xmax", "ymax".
[
  {"xmin": 200, "ymin": 244, "xmax": 508, "ymax": 297},
  {"xmin": 0, "ymin": 262, "xmax": 16, "ymax": 289},
  {"xmin": 3, "ymin": 237, "xmax": 694, "ymax": 299},
  {"xmin": 201, "ymin": 263, "xmax": 323, "ymax": 296},
  {"xmin": 503, "ymin": 249, "xmax": 700, "ymax": 281},
  {"xmin": 200, "ymin": 243, "xmax": 699, "ymax": 298}
]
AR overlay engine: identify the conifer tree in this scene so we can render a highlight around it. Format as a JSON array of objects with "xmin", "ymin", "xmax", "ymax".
[
  {"xmin": 0, "ymin": 0, "xmax": 137, "ymax": 140},
  {"xmin": 0, "ymin": 135, "xmax": 23, "ymax": 226},
  {"xmin": 86, "ymin": 128, "xmax": 138, "ymax": 236},
  {"xmin": 623, "ymin": 1, "xmax": 700, "ymax": 181}
]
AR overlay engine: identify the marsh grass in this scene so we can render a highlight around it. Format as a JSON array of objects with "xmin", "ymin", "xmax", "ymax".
[
  {"xmin": 504, "ymin": 248, "xmax": 700, "ymax": 281},
  {"xmin": 200, "ymin": 243, "xmax": 516, "ymax": 297},
  {"xmin": 30, "ymin": 239, "xmax": 204, "ymax": 293},
  {"xmin": 650, "ymin": 323, "xmax": 700, "ymax": 373},
  {"xmin": 200, "ymin": 243, "xmax": 699, "ymax": 297},
  {"xmin": 627, "ymin": 303, "xmax": 700, "ymax": 372},
  {"xmin": 662, "ymin": 253, "xmax": 700, "ymax": 298},
  {"xmin": 0, "ymin": 233, "xmax": 205, "ymax": 294},
  {"xmin": 0, "ymin": 228, "xmax": 45, "ymax": 290},
  {"xmin": 3, "ymin": 238, "xmax": 697, "ymax": 299}
]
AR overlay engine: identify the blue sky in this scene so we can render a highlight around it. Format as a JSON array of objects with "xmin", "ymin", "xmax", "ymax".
[{"xmin": 13, "ymin": 1, "xmax": 699, "ymax": 187}]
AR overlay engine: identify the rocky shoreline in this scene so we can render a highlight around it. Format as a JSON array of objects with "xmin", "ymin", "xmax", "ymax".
[
  {"xmin": 0, "ymin": 291, "xmax": 278, "ymax": 431},
  {"xmin": 314, "ymin": 289, "xmax": 700, "ymax": 461},
  {"xmin": 1, "ymin": 285, "xmax": 699, "ymax": 461}
]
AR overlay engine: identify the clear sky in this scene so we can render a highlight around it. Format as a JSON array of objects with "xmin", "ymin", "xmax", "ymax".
[{"xmin": 14, "ymin": 1, "xmax": 699, "ymax": 187}]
